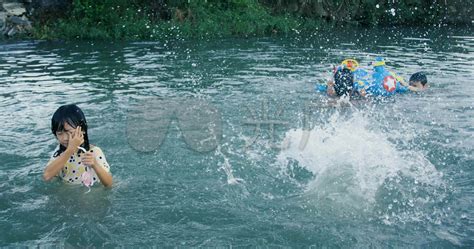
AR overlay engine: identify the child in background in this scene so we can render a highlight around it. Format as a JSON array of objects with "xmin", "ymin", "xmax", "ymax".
[
  {"xmin": 320, "ymin": 59, "xmax": 360, "ymax": 98},
  {"xmin": 365, "ymin": 57, "xmax": 429, "ymax": 96},
  {"xmin": 315, "ymin": 58, "xmax": 429, "ymax": 98}
]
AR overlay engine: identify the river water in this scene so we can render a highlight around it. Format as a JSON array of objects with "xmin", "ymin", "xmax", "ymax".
[{"xmin": 0, "ymin": 26, "xmax": 473, "ymax": 247}]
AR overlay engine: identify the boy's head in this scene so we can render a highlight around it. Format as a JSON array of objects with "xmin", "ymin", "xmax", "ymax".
[{"xmin": 409, "ymin": 72, "xmax": 428, "ymax": 90}]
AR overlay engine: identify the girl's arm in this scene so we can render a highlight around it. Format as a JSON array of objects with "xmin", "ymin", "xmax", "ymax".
[
  {"xmin": 43, "ymin": 148, "xmax": 75, "ymax": 181},
  {"xmin": 91, "ymin": 162, "xmax": 113, "ymax": 187},
  {"xmin": 82, "ymin": 149, "xmax": 113, "ymax": 187}
]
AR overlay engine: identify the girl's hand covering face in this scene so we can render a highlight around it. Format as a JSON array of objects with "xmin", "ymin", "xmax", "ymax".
[{"xmin": 67, "ymin": 126, "xmax": 84, "ymax": 151}]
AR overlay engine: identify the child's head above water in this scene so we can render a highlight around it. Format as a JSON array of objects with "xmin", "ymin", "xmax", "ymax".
[
  {"xmin": 409, "ymin": 72, "xmax": 429, "ymax": 91},
  {"xmin": 51, "ymin": 104, "xmax": 89, "ymax": 153}
]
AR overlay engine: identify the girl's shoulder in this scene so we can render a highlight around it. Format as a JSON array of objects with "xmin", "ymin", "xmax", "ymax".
[
  {"xmin": 89, "ymin": 145, "xmax": 110, "ymax": 168},
  {"xmin": 89, "ymin": 145, "xmax": 105, "ymax": 154}
]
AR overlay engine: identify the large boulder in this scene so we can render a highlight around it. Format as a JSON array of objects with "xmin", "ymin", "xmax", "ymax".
[
  {"xmin": 3, "ymin": 1, "xmax": 26, "ymax": 15},
  {"xmin": 1, "ymin": 0, "xmax": 30, "ymax": 37},
  {"xmin": 2, "ymin": 14, "xmax": 32, "ymax": 37}
]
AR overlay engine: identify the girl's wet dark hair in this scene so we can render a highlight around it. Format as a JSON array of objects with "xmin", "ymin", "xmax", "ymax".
[
  {"xmin": 334, "ymin": 68, "xmax": 354, "ymax": 97},
  {"xmin": 51, "ymin": 104, "xmax": 90, "ymax": 157}
]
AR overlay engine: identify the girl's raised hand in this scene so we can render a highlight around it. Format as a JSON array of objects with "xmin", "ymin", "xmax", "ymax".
[
  {"xmin": 81, "ymin": 151, "xmax": 98, "ymax": 168},
  {"xmin": 67, "ymin": 126, "xmax": 84, "ymax": 151}
]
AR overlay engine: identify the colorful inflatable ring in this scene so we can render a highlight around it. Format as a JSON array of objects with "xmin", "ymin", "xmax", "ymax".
[{"xmin": 341, "ymin": 59, "xmax": 359, "ymax": 72}]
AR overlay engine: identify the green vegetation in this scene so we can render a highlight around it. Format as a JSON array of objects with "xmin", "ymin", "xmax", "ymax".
[{"xmin": 32, "ymin": 0, "xmax": 454, "ymax": 40}]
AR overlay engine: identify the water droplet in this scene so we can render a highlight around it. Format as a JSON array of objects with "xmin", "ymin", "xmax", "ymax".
[{"xmin": 390, "ymin": 8, "xmax": 396, "ymax": 16}]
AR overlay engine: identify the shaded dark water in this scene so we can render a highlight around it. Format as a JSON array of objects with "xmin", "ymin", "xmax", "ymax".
[{"xmin": 0, "ymin": 26, "xmax": 473, "ymax": 247}]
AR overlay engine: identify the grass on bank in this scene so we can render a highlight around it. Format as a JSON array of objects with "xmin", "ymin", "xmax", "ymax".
[{"xmin": 31, "ymin": 0, "xmax": 449, "ymax": 40}]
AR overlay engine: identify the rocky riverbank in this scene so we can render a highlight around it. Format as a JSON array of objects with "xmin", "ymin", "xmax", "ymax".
[
  {"xmin": 0, "ymin": 0, "xmax": 71, "ymax": 38},
  {"xmin": 0, "ymin": 0, "xmax": 31, "ymax": 37}
]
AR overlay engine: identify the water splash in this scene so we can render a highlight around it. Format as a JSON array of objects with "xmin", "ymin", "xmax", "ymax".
[
  {"xmin": 215, "ymin": 144, "xmax": 245, "ymax": 185},
  {"xmin": 277, "ymin": 110, "xmax": 444, "ymax": 207}
]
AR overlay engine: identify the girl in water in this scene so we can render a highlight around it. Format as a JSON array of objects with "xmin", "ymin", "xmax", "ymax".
[{"xmin": 43, "ymin": 104, "xmax": 113, "ymax": 187}]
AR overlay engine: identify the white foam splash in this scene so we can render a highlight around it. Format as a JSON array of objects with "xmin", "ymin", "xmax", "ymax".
[{"xmin": 277, "ymin": 111, "xmax": 443, "ymax": 205}]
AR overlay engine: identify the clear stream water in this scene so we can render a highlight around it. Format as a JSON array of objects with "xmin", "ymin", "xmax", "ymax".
[{"xmin": 0, "ymin": 26, "xmax": 473, "ymax": 247}]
